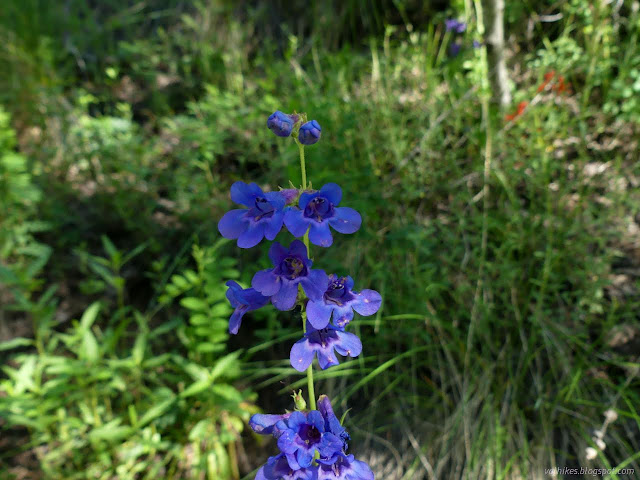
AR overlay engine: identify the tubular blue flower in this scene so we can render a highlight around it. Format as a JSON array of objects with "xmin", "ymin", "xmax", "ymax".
[
  {"xmin": 276, "ymin": 411, "xmax": 343, "ymax": 470},
  {"xmin": 306, "ymin": 275, "xmax": 382, "ymax": 329},
  {"xmin": 290, "ymin": 324, "xmax": 362, "ymax": 372},
  {"xmin": 268, "ymin": 111, "xmax": 295, "ymax": 137},
  {"xmin": 445, "ymin": 19, "xmax": 466, "ymax": 33},
  {"xmin": 218, "ymin": 181, "xmax": 286, "ymax": 248},
  {"xmin": 317, "ymin": 454, "xmax": 374, "ymax": 480},
  {"xmin": 250, "ymin": 412, "xmax": 293, "ymax": 436},
  {"xmin": 225, "ymin": 281, "xmax": 270, "ymax": 334},
  {"xmin": 318, "ymin": 395, "xmax": 350, "ymax": 451},
  {"xmin": 284, "ymin": 183, "xmax": 361, "ymax": 248},
  {"xmin": 256, "ymin": 454, "xmax": 318, "ymax": 480},
  {"xmin": 449, "ymin": 42, "xmax": 462, "ymax": 57},
  {"xmin": 298, "ymin": 120, "xmax": 321, "ymax": 145},
  {"xmin": 252, "ymin": 240, "xmax": 328, "ymax": 311}
]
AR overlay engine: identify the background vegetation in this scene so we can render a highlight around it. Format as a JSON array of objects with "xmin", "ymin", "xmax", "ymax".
[{"xmin": 1, "ymin": 1, "xmax": 639, "ymax": 479}]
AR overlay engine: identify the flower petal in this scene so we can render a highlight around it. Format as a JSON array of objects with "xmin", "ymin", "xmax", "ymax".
[
  {"xmin": 264, "ymin": 190, "xmax": 286, "ymax": 210},
  {"xmin": 271, "ymin": 281, "xmax": 298, "ymax": 311},
  {"xmin": 307, "ymin": 300, "xmax": 333, "ymax": 329},
  {"xmin": 352, "ymin": 289, "xmax": 382, "ymax": 316},
  {"xmin": 329, "ymin": 207, "xmax": 361, "ymax": 234},
  {"xmin": 288, "ymin": 239, "xmax": 309, "ymax": 259},
  {"xmin": 277, "ymin": 429, "xmax": 298, "ymax": 454},
  {"xmin": 243, "ymin": 289, "xmax": 270, "ymax": 310},
  {"xmin": 268, "ymin": 241, "xmax": 288, "ymax": 266},
  {"xmin": 332, "ymin": 306, "xmax": 354, "ymax": 328},
  {"xmin": 286, "ymin": 411, "xmax": 307, "ymax": 430},
  {"xmin": 344, "ymin": 276, "xmax": 355, "ymax": 291},
  {"xmin": 309, "ymin": 222, "xmax": 333, "ymax": 248},
  {"xmin": 320, "ymin": 183, "xmax": 342, "ymax": 205},
  {"xmin": 296, "ymin": 448, "xmax": 314, "ymax": 469},
  {"xmin": 224, "ymin": 280, "xmax": 242, "ymax": 308},
  {"xmin": 228, "ymin": 306, "xmax": 248, "ymax": 335},
  {"xmin": 230, "ymin": 181, "xmax": 262, "ymax": 207},
  {"xmin": 350, "ymin": 457, "xmax": 375, "ymax": 480},
  {"xmin": 237, "ymin": 221, "xmax": 266, "ymax": 248},
  {"xmin": 300, "ymin": 269, "xmax": 328, "ymax": 301},
  {"xmin": 307, "ymin": 411, "xmax": 325, "ymax": 432},
  {"xmin": 299, "ymin": 191, "xmax": 319, "ymax": 210},
  {"xmin": 255, "ymin": 466, "xmax": 267, "ymax": 480},
  {"xmin": 249, "ymin": 413, "xmax": 290, "ymax": 435},
  {"xmin": 318, "ymin": 433, "xmax": 343, "ymax": 458},
  {"xmin": 316, "ymin": 345, "xmax": 339, "ymax": 370},
  {"xmin": 290, "ymin": 338, "xmax": 315, "ymax": 372},
  {"xmin": 217, "ymin": 209, "xmax": 248, "ymax": 239},
  {"xmin": 264, "ymin": 210, "xmax": 284, "ymax": 241},
  {"xmin": 252, "ymin": 270, "xmax": 281, "ymax": 296},
  {"xmin": 284, "ymin": 208, "xmax": 310, "ymax": 238},
  {"xmin": 334, "ymin": 330, "xmax": 362, "ymax": 358},
  {"xmin": 317, "ymin": 395, "xmax": 336, "ymax": 423}
]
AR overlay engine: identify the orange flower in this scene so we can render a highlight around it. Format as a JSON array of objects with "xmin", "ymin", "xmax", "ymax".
[
  {"xmin": 505, "ymin": 101, "xmax": 529, "ymax": 121},
  {"xmin": 537, "ymin": 70, "xmax": 556, "ymax": 92},
  {"xmin": 553, "ymin": 75, "xmax": 568, "ymax": 94}
]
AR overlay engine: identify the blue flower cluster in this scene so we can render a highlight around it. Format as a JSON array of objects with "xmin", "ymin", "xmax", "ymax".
[
  {"xmin": 445, "ymin": 18, "xmax": 481, "ymax": 57},
  {"xmin": 219, "ymin": 181, "xmax": 361, "ymax": 249},
  {"xmin": 267, "ymin": 111, "xmax": 322, "ymax": 145},
  {"xmin": 218, "ymin": 110, "xmax": 380, "ymax": 479},
  {"xmin": 250, "ymin": 395, "xmax": 373, "ymax": 480}
]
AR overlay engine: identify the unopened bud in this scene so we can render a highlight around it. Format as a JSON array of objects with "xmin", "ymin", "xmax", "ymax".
[{"xmin": 292, "ymin": 389, "xmax": 307, "ymax": 411}]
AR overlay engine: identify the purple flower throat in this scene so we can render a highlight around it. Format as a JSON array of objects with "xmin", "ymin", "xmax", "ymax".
[
  {"xmin": 249, "ymin": 197, "xmax": 275, "ymax": 220},
  {"xmin": 304, "ymin": 196, "xmax": 334, "ymax": 221},
  {"xmin": 277, "ymin": 256, "xmax": 307, "ymax": 280},
  {"xmin": 325, "ymin": 276, "xmax": 353, "ymax": 306}
]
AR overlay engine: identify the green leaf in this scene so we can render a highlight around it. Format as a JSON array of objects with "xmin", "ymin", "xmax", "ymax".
[
  {"xmin": 0, "ymin": 337, "xmax": 34, "ymax": 351},
  {"xmin": 82, "ymin": 330, "xmax": 99, "ymax": 363},
  {"xmin": 211, "ymin": 384, "xmax": 242, "ymax": 402},
  {"xmin": 188, "ymin": 419, "xmax": 211, "ymax": 441},
  {"xmin": 80, "ymin": 302, "xmax": 101, "ymax": 329},
  {"xmin": 89, "ymin": 421, "xmax": 133, "ymax": 443},
  {"xmin": 138, "ymin": 396, "xmax": 175, "ymax": 427},
  {"xmin": 180, "ymin": 379, "xmax": 211, "ymax": 398},
  {"xmin": 180, "ymin": 297, "xmax": 209, "ymax": 312},
  {"xmin": 210, "ymin": 351, "xmax": 241, "ymax": 382}
]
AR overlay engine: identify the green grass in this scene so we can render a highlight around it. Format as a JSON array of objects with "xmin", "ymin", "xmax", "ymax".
[{"xmin": 1, "ymin": 1, "xmax": 640, "ymax": 479}]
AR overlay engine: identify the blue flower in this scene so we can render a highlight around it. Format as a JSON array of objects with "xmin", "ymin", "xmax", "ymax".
[
  {"xmin": 276, "ymin": 411, "xmax": 343, "ymax": 469},
  {"xmin": 445, "ymin": 19, "xmax": 467, "ymax": 33},
  {"xmin": 225, "ymin": 281, "xmax": 270, "ymax": 334},
  {"xmin": 306, "ymin": 275, "xmax": 382, "ymax": 329},
  {"xmin": 250, "ymin": 412, "xmax": 293, "ymax": 436},
  {"xmin": 284, "ymin": 183, "xmax": 361, "ymax": 248},
  {"xmin": 218, "ymin": 181, "xmax": 286, "ymax": 248},
  {"xmin": 449, "ymin": 42, "xmax": 462, "ymax": 57},
  {"xmin": 298, "ymin": 120, "xmax": 322, "ymax": 145},
  {"xmin": 317, "ymin": 395, "xmax": 350, "ymax": 451},
  {"xmin": 268, "ymin": 111, "xmax": 295, "ymax": 137},
  {"xmin": 252, "ymin": 240, "xmax": 328, "ymax": 311},
  {"xmin": 290, "ymin": 324, "xmax": 362, "ymax": 372},
  {"xmin": 256, "ymin": 454, "xmax": 318, "ymax": 480},
  {"xmin": 317, "ymin": 454, "xmax": 374, "ymax": 480}
]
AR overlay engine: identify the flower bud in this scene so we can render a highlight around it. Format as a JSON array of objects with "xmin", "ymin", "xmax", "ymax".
[
  {"xmin": 298, "ymin": 120, "xmax": 321, "ymax": 145},
  {"xmin": 280, "ymin": 188, "xmax": 299, "ymax": 205},
  {"xmin": 292, "ymin": 389, "xmax": 307, "ymax": 411},
  {"xmin": 267, "ymin": 110, "xmax": 294, "ymax": 137}
]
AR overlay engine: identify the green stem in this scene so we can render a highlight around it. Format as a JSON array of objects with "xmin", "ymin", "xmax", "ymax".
[{"xmin": 297, "ymin": 140, "xmax": 316, "ymax": 410}]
